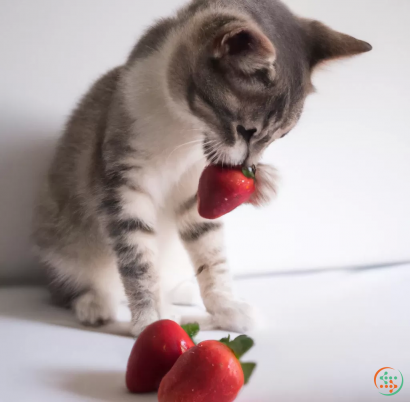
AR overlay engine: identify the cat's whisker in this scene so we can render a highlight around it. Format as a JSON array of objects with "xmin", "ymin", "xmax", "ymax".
[
  {"xmin": 165, "ymin": 139, "xmax": 204, "ymax": 162},
  {"xmin": 204, "ymin": 151, "xmax": 216, "ymax": 160},
  {"xmin": 202, "ymin": 139, "xmax": 225, "ymax": 166},
  {"xmin": 209, "ymin": 141, "xmax": 225, "ymax": 166},
  {"xmin": 203, "ymin": 140, "xmax": 219, "ymax": 150},
  {"xmin": 165, "ymin": 136, "xmax": 222, "ymax": 164}
]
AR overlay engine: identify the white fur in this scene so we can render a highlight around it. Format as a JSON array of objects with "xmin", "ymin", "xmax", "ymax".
[
  {"xmin": 249, "ymin": 164, "xmax": 279, "ymax": 207},
  {"xmin": 119, "ymin": 186, "xmax": 157, "ymax": 225}
]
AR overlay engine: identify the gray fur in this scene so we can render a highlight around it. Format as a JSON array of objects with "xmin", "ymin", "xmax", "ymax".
[
  {"xmin": 180, "ymin": 222, "xmax": 223, "ymax": 243},
  {"xmin": 178, "ymin": 195, "xmax": 198, "ymax": 215}
]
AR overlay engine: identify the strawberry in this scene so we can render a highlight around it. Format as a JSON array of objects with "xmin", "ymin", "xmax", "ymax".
[
  {"xmin": 158, "ymin": 335, "xmax": 256, "ymax": 402},
  {"xmin": 126, "ymin": 320, "xmax": 197, "ymax": 393},
  {"xmin": 197, "ymin": 165, "xmax": 256, "ymax": 220}
]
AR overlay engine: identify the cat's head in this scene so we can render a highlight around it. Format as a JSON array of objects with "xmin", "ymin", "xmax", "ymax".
[{"xmin": 168, "ymin": 6, "xmax": 371, "ymax": 166}]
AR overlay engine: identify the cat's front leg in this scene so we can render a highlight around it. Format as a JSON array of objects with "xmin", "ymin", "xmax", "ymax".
[
  {"xmin": 103, "ymin": 185, "xmax": 160, "ymax": 337},
  {"xmin": 176, "ymin": 195, "xmax": 257, "ymax": 333}
]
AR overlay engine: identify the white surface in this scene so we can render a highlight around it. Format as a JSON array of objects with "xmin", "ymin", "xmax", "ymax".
[
  {"xmin": 1, "ymin": 264, "xmax": 409, "ymax": 401},
  {"xmin": 1, "ymin": 0, "xmax": 410, "ymax": 280}
]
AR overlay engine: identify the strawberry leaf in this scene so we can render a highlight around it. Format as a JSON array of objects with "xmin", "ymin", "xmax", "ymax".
[
  {"xmin": 226, "ymin": 335, "xmax": 254, "ymax": 359},
  {"xmin": 181, "ymin": 322, "xmax": 200, "ymax": 342},
  {"xmin": 220, "ymin": 335, "xmax": 256, "ymax": 384},
  {"xmin": 241, "ymin": 362, "xmax": 256, "ymax": 384},
  {"xmin": 219, "ymin": 335, "xmax": 231, "ymax": 345},
  {"xmin": 242, "ymin": 166, "xmax": 256, "ymax": 180}
]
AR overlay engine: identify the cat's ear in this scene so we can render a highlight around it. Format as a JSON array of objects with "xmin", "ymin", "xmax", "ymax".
[
  {"xmin": 301, "ymin": 19, "xmax": 372, "ymax": 68},
  {"xmin": 212, "ymin": 25, "xmax": 276, "ymax": 74}
]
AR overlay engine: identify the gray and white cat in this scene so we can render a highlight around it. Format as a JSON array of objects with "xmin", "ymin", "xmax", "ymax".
[{"xmin": 33, "ymin": 0, "xmax": 371, "ymax": 336}]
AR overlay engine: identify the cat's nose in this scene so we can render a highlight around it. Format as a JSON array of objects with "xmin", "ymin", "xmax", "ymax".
[{"xmin": 236, "ymin": 125, "xmax": 257, "ymax": 144}]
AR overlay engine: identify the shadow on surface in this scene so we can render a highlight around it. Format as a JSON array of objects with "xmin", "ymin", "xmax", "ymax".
[
  {"xmin": 0, "ymin": 286, "xmax": 132, "ymax": 337},
  {"xmin": 44, "ymin": 369, "xmax": 157, "ymax": 402}
]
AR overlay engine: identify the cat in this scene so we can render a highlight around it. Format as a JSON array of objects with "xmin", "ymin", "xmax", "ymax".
[{"xmin": 32, "ymin": 0, "xmax": 371, "ymax": 336}]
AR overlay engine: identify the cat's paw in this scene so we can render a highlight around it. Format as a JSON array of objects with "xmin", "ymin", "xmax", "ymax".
[
  {"xmin": 73, "ymin": 291, "xmax": 117, "ymax": 326},
  {"xmin": 130, "ymin": 308, "xmax": 160, "ymax": 337},
  {"xmin": 248, "ymin": 163, "xmax": 279, "ymax": 207},
  {"xmin": 206, "ymin": 295, "xmax": 258, "ymax": 333},
  {"xmin": 212, "ymin": 299, "xmax": 258, "ymax": 333}
]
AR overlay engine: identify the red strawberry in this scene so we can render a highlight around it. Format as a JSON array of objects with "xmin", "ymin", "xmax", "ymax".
[
  {"xmin": 158, "ymin": 335, "xmax": 256, "ymax": 402},
  {"xmin": 197, "ymin": 165, "xmax": 256, "ymax": 220},
  {"xmin": 126, "ymin": 320, "xmax": 197, "ymax": 393}
]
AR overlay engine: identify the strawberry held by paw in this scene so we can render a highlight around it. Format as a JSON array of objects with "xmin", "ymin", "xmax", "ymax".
[
  {"xmin": 198, "ymin": 165, "xmax": 256, "ymax": 219},
  {"xmin": 158, "ymin": 335, "xmax": 256, "ymax": 402},
  {"xmin": 126, "ymin": 320, "xmax": 197, "ymax": 393}
]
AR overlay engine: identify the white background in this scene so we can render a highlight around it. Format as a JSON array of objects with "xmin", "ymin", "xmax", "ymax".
[{"xmin": 1, "ymin": 0, "xmax": 409, "ymax": 281}]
